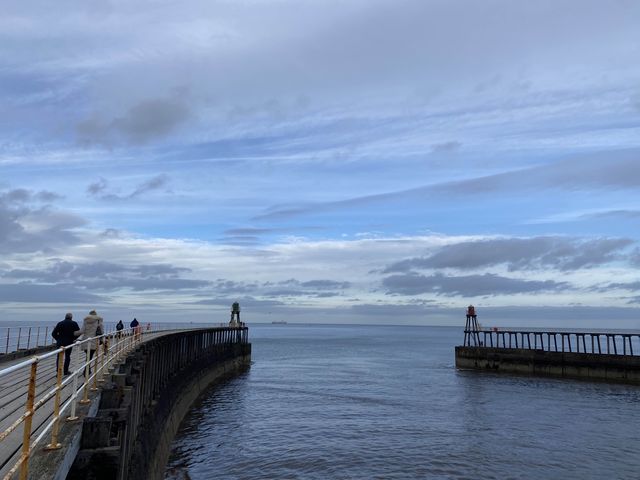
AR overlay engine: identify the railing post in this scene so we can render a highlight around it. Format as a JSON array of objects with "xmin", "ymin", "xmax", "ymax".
[
  {"xmin": 17, "ymin": 327, "xmax": 22, "ymax": 350},
  {"xmin": 97, "ymin": 337, "xmax": 105, "ymax": 383},
  {"xmin": 45, "ymin": 349, "xmax": 64, "ymax": 450},
  {"xmin": 27, "ymin": 327, "xmax": 32, "ymax": 350},
  {"xmin": 36, "ymin": 327, "xmax": 40, "ymax": 348},
  {"xmin": 92, "ymin": 339, "xmax": 99, "ymax": 390},
  {"xmin": 19, "ymin": 361, "xmax": 38, "ymax": 480},
  {"xmin": 80, "ymin": 347, "xmax": 91, "ymax": 404},
  {"xmin": 4, "ymin": 327, "xmax": 9, "ymax": 354},
  {"xmin": 68, "ymin": 369, "xmax": 80, "ymax": 421}
]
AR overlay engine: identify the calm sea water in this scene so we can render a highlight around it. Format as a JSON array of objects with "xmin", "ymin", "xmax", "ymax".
[{"xmin": 165, "ymin": 324, "xmax": 640, "ymax": 480}]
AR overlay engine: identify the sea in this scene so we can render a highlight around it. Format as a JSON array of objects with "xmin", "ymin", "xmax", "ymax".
[{"xmin": 164, "ymin": 324, "xmax": 640, "ymax": 480}]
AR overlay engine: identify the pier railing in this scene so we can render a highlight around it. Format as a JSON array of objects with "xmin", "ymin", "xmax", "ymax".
[
  {"xmin": 0, "ymin": 322, "xmax": 227, "ymax": 356},
  {"xmin": 464, "ymin": 328, "xmax": 640, "ymax": 356},
  {"xmin": 0, "ymin": 325, "xmax": 249, "ymax": 480}
]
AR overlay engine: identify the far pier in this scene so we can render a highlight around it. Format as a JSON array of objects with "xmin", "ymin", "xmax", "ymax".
[{"xmin": 455, "ymin": 307, "xmax": 640, "ymax": 385}]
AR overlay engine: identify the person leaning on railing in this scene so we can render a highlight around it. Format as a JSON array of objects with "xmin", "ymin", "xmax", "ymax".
[
  {"xmin": 75, "ymin": 309, "xmax": 104, "ymax": 368},
  {"xmin": 51, "ymin": 313, "xmax": 81, "ymax": 375}
]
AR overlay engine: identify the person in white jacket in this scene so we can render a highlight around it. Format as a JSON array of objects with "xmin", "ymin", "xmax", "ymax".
[{"xmin": 75, "ymin": 309, "xmax": 104, "ymax": 367}]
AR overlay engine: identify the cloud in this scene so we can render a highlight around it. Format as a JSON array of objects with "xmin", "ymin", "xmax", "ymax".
[
  {"xmin": 87, "ymin": 174, "xmax": 170, "ymax": 200},
  {"xmin": 210, "ymin": 279, "xmax": 260, "ymax": 295},
  {"xmin": 254, "ymin": 150, "xmax": 640, "ymax": 221},
  {"xmin": 128, "ymin": 174, "xmax": 171, "ymax": 198},
  {"xmin": 87, "ymin": 177, "xmax": 108, "ymax": 196},
  {"xmin": 77, "ymin": 97, "xmax": 190, "ymax": 146},
  {"xmin": 223, "ymin": 227, "xmax": 278, "ymax": 236},
  {"xmin": 383, "ymin": 272, "xmax": 568, "ymax": 297},
  {"xmin": 261, "ymin": 278, "xmax": 351, "ymax": 298},
  {"xmin": 0, "ymin": 189, "xmax": 86, "ymax": 254},
  {"xmin": 300, "ymin": 280, "xmax": 350, "ymax": 289},
  {"xmin": 191, "ymin": 296, "xmax": 286, "ymax": 308},
  {"xmin": 383, "ymin": 237, "xmax": 634, "ymax": 273},
  {"xmin": 0, "ymin": 283, "xmax": 104, "ymax": 304},
  {"xmin": 3, "ymin": 260, "xmax": 209, "ymax": 292},
  {"xmin": 431, "ymin": 141, "xmax": 461, "ymax": 153},
  {"xmin": 603, "ymin": 281, "xmax": 640, "ymax": 292},
  {"xmin": 218, "ymin": 235, "xmax": 261, "ymax": 246},
  {"xmin": 579, "ymin": 210, "xmax": 640, "ymax": 220}
]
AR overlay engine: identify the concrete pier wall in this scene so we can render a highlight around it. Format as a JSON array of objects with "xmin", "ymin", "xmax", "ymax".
[
  {"xmin": 64, "ymin": 329, "xmax": 251, "ymax": 480},
  {"xmin": 455, "ymin": 346, "xmax": 640, "ymax": 385}
]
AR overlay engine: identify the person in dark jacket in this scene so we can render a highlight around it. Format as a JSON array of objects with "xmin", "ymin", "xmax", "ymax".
[
  {"xmin": 52, "ymin": 313, "xmax": 80, "ymax": 375},
  {"xmin": 116, "ymin": 320, "xmax": 124, "ymax": 337},
  {"xmin": 130, "ymin": 318, "xmax": 140, "ymax": 338}
]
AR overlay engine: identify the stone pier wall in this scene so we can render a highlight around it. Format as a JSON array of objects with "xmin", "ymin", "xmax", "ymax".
[
  {"xmin": 455, "ymin": 346, "xmax": 640, "ymax": 385},
  {"xmin": 67, "ymin": 328, "xmax": 251, "ymax": 480}
]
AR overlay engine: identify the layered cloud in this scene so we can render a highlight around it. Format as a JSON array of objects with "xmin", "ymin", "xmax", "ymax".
[
  {"xmin": 2, "ymin": 260, "xmax": 209, "ymax": 292},
  {"xmin": 0, "ymin": 188, "xmax": 86, "ymax": 254},
  {"xmin": 2, "ymin": 2, "xmax": 640, "ymax": 326},
  {"xmin": 383, "ymin": 237, "xmax": 633, "ymax": 273},
  {"xmin": 383, "ymin": 273, "xmax": 567, "ymax": 297}
]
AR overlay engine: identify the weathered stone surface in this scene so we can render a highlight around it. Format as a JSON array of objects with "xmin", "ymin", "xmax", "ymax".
[
  {"xmin": 66, "ymin": 330, "xmax": 251, "ymax": 480},
  {"xmin": 455, "ymin": 346, "xmax": 640, "ymax": 384}
]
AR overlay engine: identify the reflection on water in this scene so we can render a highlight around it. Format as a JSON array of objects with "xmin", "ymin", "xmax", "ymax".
[{"xmin": 166, "ymin": 324, "xmax": 640, "ymax": 480}]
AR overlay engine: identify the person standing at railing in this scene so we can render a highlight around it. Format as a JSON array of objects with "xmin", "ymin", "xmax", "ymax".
[
  {"xmin": 130, "ymin": 317, "xmax": 141, "ymax": 338},
  {"xmin": 116, "ymin": 320, "xmax": 124, "ymax": 337},
  {"xmin": 75, "ymin": 309, "xmax": 104, "ymax": 367},
  {"xmin": 51, "ymin": 313, "xmax": 80, "ymax": 375}
]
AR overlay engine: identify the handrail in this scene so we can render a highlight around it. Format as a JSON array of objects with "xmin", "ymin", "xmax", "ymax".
[
  {"xmin": 0, "ymin": 323, "xmax": 248, "ymax": 480},
  {"xmin": 463, "ymin": 328, "xmax": 640, "ymax": 356},
  {"xmin": 0, "ymin": 322, "xmax": 226, "ymax": 356}
]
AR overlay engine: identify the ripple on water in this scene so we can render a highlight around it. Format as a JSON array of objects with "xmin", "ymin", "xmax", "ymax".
[{"xmin": 165, "ymin": 325, "xmax": 640, "ymax": 480}]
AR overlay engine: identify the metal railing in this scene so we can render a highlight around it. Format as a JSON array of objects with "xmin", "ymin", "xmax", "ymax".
[
  {"xmin": 1, "ymin": 327, "xmax": 54, "ymax": 355},
  {"xmin": 0, "ymin": 322, "xmax": 229, "ymax": 355},
  {"xmin": 464, "ymin": 328, "xmax": 640, "ymax": 356},
  {"xmin": 0, "ymin": 323, "xmax": 246, "ymax": 480}
]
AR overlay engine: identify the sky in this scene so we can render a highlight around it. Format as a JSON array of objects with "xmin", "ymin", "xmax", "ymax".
[{"xmin": 1, "ymin": 0, "xmax": 640, "ymax": 328}]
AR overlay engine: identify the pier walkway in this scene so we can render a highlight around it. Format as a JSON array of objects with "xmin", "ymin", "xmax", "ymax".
[{"xmin": 0, "ymin": 323, "xmax": 245, "ymax": 480}]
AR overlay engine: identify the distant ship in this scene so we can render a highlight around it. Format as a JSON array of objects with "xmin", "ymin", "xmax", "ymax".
[{"xmin": 271, "ymin": 320, "xmax": 287, "ymax": 324}]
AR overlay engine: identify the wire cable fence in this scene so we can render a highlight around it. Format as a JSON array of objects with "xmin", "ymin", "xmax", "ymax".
[{"xmin": 0, "ymin": 323, "xmax": 246, "ymax": 480}]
